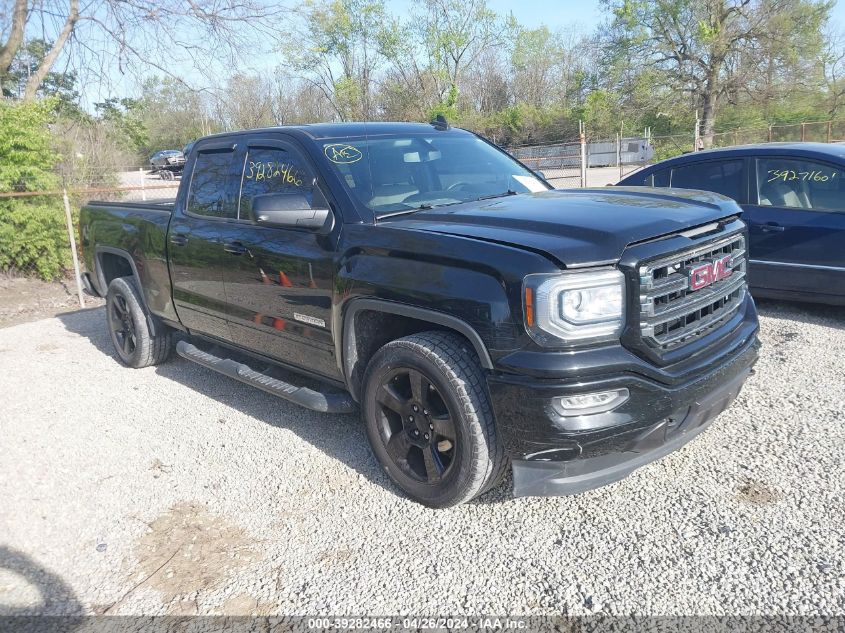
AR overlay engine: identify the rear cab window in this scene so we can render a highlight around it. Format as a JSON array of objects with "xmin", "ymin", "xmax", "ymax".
[{"xmin": 187, "ymin": 147, "xmax": 239, "ymax": 219}]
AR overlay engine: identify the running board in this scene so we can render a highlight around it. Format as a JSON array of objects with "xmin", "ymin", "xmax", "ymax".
[{"xmin": 176, "ymin": 340, "xmax": 356, "ymax": 414}]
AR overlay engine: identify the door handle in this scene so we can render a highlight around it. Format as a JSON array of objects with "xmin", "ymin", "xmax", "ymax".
[
  {"xmin": 223, "ymin": 241, "xmax": 247, "ymax": 255},
  {"xmin": 760, "ymin": 223, "xmax": 785, "ymax": 233},
  {"xmin": 170, "ymin": 234, "xmax": 188, "ymax": 246}
]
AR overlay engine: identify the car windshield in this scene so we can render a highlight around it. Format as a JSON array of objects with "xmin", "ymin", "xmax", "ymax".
[{"xmin": 319, "ymin": 133, "xmax": 549, "ymax": 217}]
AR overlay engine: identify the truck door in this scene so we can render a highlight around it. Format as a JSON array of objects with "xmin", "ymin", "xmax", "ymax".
[
  {"xmin": 218, "ymin": 137, "xmax": 340, "ymax": 379},
  {"xmin": 168, "ymin": 141, "xmax": 240, "ymax": 341},
  {"xmin": 744, "ymin": 156, "xmax": 845, "ymax": 299}
]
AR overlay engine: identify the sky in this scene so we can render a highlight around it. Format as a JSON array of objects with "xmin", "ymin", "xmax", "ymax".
[
  {"xmin": 388, "ymin": 0, "xmax": 845, "ymax": 32},
  {"xmin": 385, "ymin": 0, "xmax": 606, "ymax": 32},
  {"xmin": 56, "ymin": 0, "xmax": 845, "ymax": 106}
]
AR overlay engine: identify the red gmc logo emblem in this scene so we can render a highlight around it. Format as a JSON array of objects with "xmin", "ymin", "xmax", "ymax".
[{"xmin": 688, "ymin": 255, "xmax": 733, "ymax": 291}]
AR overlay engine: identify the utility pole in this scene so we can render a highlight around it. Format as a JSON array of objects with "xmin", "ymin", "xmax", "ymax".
[
  {"xmin": 694, "ymin": 110, "xmax": 701, "ymax": 151},
  {"xmin": 619, "ymin": 121, "xmax": 625, "ymax": 180},
  {"xmin": 62, "ymin": 187, "xmax": 85, "ymax": 309},
  {"xmin": 579, "ymin": 120, "xmax": 587, "ymax": 188}
]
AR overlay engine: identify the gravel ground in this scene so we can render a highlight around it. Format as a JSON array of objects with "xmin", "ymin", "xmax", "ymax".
[{"xmin": 0, "ymin": 299, "xmax": 843, "ymax": 617}]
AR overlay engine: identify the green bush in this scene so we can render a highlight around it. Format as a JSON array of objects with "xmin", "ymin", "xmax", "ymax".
[
  {"xmin": 0, "ymin": 200, "xmax": 70, "ymax": 280},
  {"xmin": 0, "ymin": 99, "xmax": 66, "ymax": 280}
]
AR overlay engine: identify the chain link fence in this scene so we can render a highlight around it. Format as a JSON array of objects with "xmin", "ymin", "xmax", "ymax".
[
  {"xmin": 513, "ymin": 118, "xmax": 845, "ymax": 185},
  {"xmin": 509, "ymin": 140, "xmax": 584, "ymax": 187}
]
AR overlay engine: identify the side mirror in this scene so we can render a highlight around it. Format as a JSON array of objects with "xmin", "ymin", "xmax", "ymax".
[
  {"xmin": 534, "ymin": 170, "xmax": 547, "ymax": 180},
  {"xmin": 252, "ymin": 193, "xmax": 331, "ymax": 230}
]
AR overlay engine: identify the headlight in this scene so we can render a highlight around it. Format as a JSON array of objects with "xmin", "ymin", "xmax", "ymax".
[{"xmin": 523, "ymin": 269, "xmax": 626, "ymax": 346}]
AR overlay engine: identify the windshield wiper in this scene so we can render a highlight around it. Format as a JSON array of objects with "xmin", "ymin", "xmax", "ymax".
[
  {"xmin": 477, "ymin": 189, "xmax": 518, "ymax": 201},
  {"xmin": 376, "ymin": 200, "xmax": 466, "ymax": 220},
  {"xmin": 376, "ymin": 203, "xmax": 438, "ymax": 220}
]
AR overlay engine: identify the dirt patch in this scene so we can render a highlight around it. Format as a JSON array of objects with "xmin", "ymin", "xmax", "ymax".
[
  {"xmin": 317, "ymin": 548, "xmax": 356, "ymax": 564},
  {"xmin": 736, "ymin": 479, "xmax": 780, "ymax": 505},
  {"xmin": 0, "ymin": 275, "xmax": 103, "ymax": 329},
  {"xmin": 108, "ymin": 502, "xmax": 262, "ymax": 613},
  {"xmin": 215, "ymin": 594, "xmax": 276, "ymax": 616}
]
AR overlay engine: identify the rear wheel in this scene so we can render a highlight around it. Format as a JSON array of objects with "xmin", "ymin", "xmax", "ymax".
[
  {"xmin": 106, "ymin": 276, "xmax": 171, "ymax": 368},
  {"xmin": 362, "ymin": 331, "xmax": 507, "ymax": 507}
]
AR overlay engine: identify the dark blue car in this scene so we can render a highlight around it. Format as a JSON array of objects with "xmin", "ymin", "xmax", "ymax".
[{"xmin": 618, "ymin": 143, "xmax": 845, "ymax": 305}]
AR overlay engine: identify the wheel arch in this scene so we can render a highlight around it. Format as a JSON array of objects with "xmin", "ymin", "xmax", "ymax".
[
  {"xmin": 340, "ymin": 298, "xmax": 493, "ymax": 401},
  {"xmin": 95, "ymin": 246, "xmax": 139, "ymax": 292},
  {"xmin": 96, "ymin": 246, "xmax": 160, "ymax": 336}
]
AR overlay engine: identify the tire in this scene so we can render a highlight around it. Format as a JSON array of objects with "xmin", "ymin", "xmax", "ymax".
[
  {"xmin": 361, "ymin": 331, "xmax": 507, "ymax": 508},
  {"xmin": 106, "ymin": 276, "xmax": 171, "ymax": 368}
]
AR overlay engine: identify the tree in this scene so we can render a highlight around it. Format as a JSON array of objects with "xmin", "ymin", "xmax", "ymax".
[
  {"xmin": 269, "ymin": 74, "xmax": 338, "ymax": 124},
  {"xmin": 821, "ymin": 27, "xmax": 845, "ymax": 116},
  {"xmin": 2, "ymin": 39, "xmax": 81, "ymax": 115},
  {"xmin": 419, "ymin": 0, "xmax": 504, "ymax": 103},
  {"xmin": 136, "ymin": 78, "xmax": 218, "ymax": 154},
  {"xmin": 94, "ymin": 98, "xmax": 149, "ymax": 154},
  {"xmin": 0, "ymin": 0, "xmax": 28, "ymax": 78},
  {"xmin": 511, "ymin": 26, "xmax": 566, "ymax": 108},
  {"xmin": 0, "ymin": 0, "xmax": 286, "ymax": 102},
  {"xmin": 213, "ymin": 75, "xmax": 276, "ymax": 130},
  {"xmin": 377, "ymin": 15, "xmax": 444, "ymax": 120},
  {"xmin": 602, "ymin": 0, "xmax": 832, "ymax": 146},
  {"xmin": 0, "ymin": 0, "xmax": 78, "ymax": 100},
  {"xmin": 283, "ymin": 0, "xmax": 391, "ymax": 121}
]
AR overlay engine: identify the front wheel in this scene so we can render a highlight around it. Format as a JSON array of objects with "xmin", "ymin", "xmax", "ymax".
[
  {"xmin": 361, "ymin": 331, "xmax": 507, "ymax": 508},
  {"xmin": 106, "ymin": 276, "xmax": 171, "ymax": 368}
]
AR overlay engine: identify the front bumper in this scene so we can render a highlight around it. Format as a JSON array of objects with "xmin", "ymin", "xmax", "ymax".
[
  {"xmin": 510, "ymin": 360, "xmax": 752, "ymax": 496},
  {"xmin": 487, "ymin": 319, "xmax": 760, "ymax": 497}
]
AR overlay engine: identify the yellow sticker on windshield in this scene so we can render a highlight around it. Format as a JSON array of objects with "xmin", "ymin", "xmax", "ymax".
[{"xmin": 324, "ymin": 143, "xmax": 363, "ymax": 164}]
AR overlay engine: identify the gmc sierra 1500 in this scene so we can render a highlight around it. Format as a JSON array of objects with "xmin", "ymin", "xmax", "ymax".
[{"xmin": 79, "ymin": 121, "xmax": 760, "ymax": 507}]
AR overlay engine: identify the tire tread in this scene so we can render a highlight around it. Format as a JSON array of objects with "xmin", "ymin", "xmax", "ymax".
[
  {"xmin": 107, "ymin": 276, "xmax": 171, "ymax": 368},
  {"xmin": 370, "ymin": 330, "xmax": 507, "ymax": 506}
]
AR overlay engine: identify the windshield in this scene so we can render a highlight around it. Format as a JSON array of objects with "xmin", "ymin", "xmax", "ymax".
[{"xmin": 320, "ymin": 133, "xmax": 549, "ymax": 217}]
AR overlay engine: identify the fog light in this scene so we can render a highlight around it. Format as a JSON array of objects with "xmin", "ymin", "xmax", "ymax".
[{"xmin": 551, "ymin": 388, "xmax": 630, "ymax": 417}]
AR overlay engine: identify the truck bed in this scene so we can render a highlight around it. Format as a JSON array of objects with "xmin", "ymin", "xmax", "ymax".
[{"xmin": 79, "ymin": 199, "xmax": 178, "ymax": 322}]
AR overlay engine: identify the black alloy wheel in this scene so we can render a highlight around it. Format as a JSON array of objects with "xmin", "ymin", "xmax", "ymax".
[
  {"xmin": 362, "ymin": 331, "xmax": 507, "ymax": 507},
  {"xmin": 105, "ymin": 276, "xmax": 171, "ymax": 368},
  {"xmin": 374, "ymin": 366, "xmax": 458, "ymax": 484},
  {"xmin": 109, "ymin": 292, "xmax": 137, "ymax": 359}
]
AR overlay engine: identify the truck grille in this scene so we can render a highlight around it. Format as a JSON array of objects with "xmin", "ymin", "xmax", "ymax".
[{"xmin": 638, "ymin": 232, "xmax": 747, "ymax": 350}]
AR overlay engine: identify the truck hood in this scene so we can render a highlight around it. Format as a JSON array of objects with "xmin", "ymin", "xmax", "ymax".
[{"xmin": 383, "ymin": 187, "xmax": 740, "ymax": 267}]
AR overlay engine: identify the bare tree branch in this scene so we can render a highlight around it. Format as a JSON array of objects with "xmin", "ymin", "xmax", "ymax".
[
  {"xmin": 23, "ymin": 0, "xmax": 79, "ymax": 100},
  {"xmin": 0, "ymin": 0, "xmax": 28, "ymax": 74}
]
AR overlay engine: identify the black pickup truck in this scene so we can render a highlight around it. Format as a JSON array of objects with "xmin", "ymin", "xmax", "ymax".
[{"xmin": 79, "ymin": 121, "xmax": 760, "ymax": 507}]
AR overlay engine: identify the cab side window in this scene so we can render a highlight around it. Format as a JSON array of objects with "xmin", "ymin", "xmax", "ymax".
[
  {"xmin": 670, "ymin": 159, "xmax": 745, "ymax": 202},
  {"xmin": 187, "ymin": 149, "xmax": 238, "ymax": 218},
  {"xmin": 238, "ymin": 146, "xmax": 327, "ymax": 220},
  {"xmin": 756, "ymin": 157, "xmax": 843, "ymax": 211}
]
